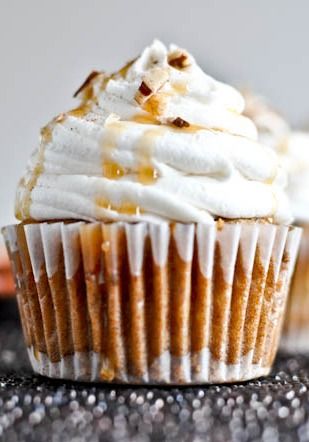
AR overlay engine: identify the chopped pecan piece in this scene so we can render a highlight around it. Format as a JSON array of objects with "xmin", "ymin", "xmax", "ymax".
[
  {"xmin": 168, "ymin": 50, "xmax": 190, "ymax": 69},
  {"xmin": 135, "ymin": 68, "xmax": 168, "ymax": 105},
  {"xmin": 73, "ymin": 70, "xmax": 100, "ymax": 98},
  {"xmin": 172, "ymin": 117, "xmax": 190, "ymax": 128},
  {"xmin": 139, "ymin": 81, "xmax": 152, "ymax": 97}
]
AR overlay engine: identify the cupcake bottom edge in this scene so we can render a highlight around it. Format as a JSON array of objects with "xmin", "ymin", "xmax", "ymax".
[
  {"xmin": 280, "ymin": 329, "xmax": 309, "ymax": 354},
  {"xmin": 27, "ymin": 347, "xmax": 271, "ymax": 385}
]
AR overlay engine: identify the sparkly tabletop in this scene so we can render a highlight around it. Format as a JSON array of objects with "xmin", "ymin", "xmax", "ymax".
[{"xmin": 1, "ymin": 302, "xmax": 309, "ymax": 442}]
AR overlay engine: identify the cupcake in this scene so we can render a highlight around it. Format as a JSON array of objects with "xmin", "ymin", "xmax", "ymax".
[
  {"xmin": 277, "ymin": 132, "xmax": 309, "ymax": 352},
  {"xmin": 2, "ymin": 40, "xmax": 301, "ymax": 384},
  {"xmin": 243, "ymin": 91, "xmax": 309, "ymax": 353}
]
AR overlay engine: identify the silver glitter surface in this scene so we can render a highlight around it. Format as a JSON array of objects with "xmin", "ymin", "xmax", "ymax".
[{"xmin": 1, "ymin": 313, "xmax": 309, "ymax": 441}]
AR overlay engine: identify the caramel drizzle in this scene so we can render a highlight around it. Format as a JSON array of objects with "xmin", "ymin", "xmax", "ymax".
[
  {"xmin": 131, "ymin": 113, "xmax": 160, "ymax": 126},
  {"xmin": 19, "ymin": 53, "xmax": 212, "ymax": 220},
  {"xmin": 170, "ymin": 123, "xmax": 205, "ymax": 133},
  {"xmin": 136, "ymin": 128, "xmax": 165, "ymax": 185},
  {"xmin": 67, "ymin": 104, "xmax": 91, "ymax": 119},
  {"xmin": 17, "ymin": 125, "xmax": 53, "ymax": 220},
  {"xmin": 17, "ymin": 99, "xmax": 94, "ymax": 220},
  {"xmin": 117, "ymin": 58, "xmax": 137, "ymax": 78},
  {"xmin": 143, "ymin": 93, "xmax": 168, "ymax": 118},
  {"xmin": 101, "ymin": 121, "xmax": 126, "ymax": 180},
  {"xmin": 96, "ymin": 197, "xmax": 143, "ymax": 216},
  {"xmin": 172, "ymin": 81, "xmax": 188, "ymax": 95},
  {"xmin": 96, "ymin": 124, "xmax": 165, "ymax": 216},
  {"xmin": 101, "ymin": 120, "xmax": 164, "ymax": 185}
]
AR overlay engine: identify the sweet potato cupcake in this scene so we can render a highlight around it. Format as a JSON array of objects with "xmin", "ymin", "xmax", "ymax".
[
  {"xmin": 2, "ymin": 41, "xmax": 301, "ymax": 383},
  {"xmin": 278, "ymin": 132, "xmax": 309, "ymax": 352},
  {"xmin": 243, "ymin": 92, "xmax": 309, "ymax": 353}
]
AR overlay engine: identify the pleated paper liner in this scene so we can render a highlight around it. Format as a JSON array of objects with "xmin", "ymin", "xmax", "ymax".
[
  {"xmin": 2, "ymin": 221, "xmax": 301, "ymax": 384},
  {"xmin": 281, "ymin": 224, "xmax": 309, "ymax": 353}
]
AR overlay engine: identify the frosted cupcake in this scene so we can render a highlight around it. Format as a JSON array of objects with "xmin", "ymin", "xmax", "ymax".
[
  {"xmin": 278, "ymin": 132, "xmax": 309, "ymax": 352},
  {"xmin": 243, "ymin": 91, "xmax": 309, "ymax": 352},
  {"xmin": 2, "ymin": 41, "xmax": 301, "ymax": 384}
]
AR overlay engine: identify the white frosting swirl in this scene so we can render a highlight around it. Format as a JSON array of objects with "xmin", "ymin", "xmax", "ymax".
[
  {"xmin": 280, "ymin": 132, "xmax": 309, "ymax": 222},
  {"xmin": 242, "ymin": 90, "xmax": 309, "ymax": 223},
  {"xmin": 242, "ymin": 90, "xmax": 290, "ymax": 150},
  {"xmin": 16, "ymin": 40, "xmax": 292, "ymax": 224}
]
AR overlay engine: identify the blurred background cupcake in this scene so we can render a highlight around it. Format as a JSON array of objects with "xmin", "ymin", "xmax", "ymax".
[
  {"xmin": 242, "ymin": 89, "xmax": 290, "ymax": 150},
  {"xmin": 279, "ymin": 132, "xmax": 309, "ymax": 352},
  {"xmin": 243, "ymin": 91, "xmax": 309, "ymax": 352},
  {"xmin": 0, "ymin": 242, "xmax": 14, "ymax": 297},
  {"xmin": 0, "ymin": 240, "xmax": 16, "ymax": 322}
]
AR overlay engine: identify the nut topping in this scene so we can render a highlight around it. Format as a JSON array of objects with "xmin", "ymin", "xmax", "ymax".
[
  {"xmin": 172, "ymin": 117, "xmax": 190, "ymax": 128},
  {"xmin": 135, "ymin": 68, "xmax": 168, "ymax": 105},
  {"xmin": 168, "ymin": 50, "xmax": 190, "ymax": 69},
  {"xmin": 139, "ymin": 81, "xmax": 152, "ymax": 97},
  {"xmin": 73, "ymin": 71, "xmax": 100, "ymax": 98}
]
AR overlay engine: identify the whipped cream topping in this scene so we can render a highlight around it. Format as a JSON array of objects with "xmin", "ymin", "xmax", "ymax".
[
  {"xmin": 243, "ymin": 90, "xmax": 290, "ymax": 150},
  {"xmin": 16, "ymin": 40, "xmax": 292, "ymax": 224},
  {"xmin": 242, "ymin": 90, "xmax": 309, "ymax": 223},
  {"xmin": 280, "ymin": 132, "xmax": 309, "ymax": 222}
]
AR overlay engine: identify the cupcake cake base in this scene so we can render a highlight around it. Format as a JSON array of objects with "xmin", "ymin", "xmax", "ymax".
[{"xmin": 3, "ymin": 220, "xmax": 301, "ymax": 384}]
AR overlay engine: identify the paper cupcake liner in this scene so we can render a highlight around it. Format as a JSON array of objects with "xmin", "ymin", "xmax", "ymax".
[
  {"xmin": 2, "ymin": 221, "xmax": 301, "ymax": 384},
  {"xmin": 281, "ymin": 224, "xmax": 309, "ymax": 352}
]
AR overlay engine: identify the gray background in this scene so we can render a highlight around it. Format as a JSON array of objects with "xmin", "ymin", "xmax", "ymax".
[{"xmin": 1, "ymin": 0, "xmax": 308, "ymax": 228}]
